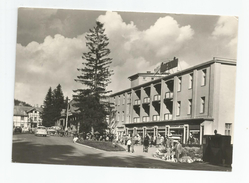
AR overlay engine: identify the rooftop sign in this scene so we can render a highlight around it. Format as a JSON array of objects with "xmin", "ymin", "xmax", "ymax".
[{"xmin": 160, "ymin": 57, "xmax": 178, "ymax": 73}]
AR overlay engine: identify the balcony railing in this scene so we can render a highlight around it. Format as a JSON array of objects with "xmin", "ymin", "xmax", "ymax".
[
  {"xmin": 134, "ymin": 99, "xmax": 141, "ymax": 105},
  {"xmin": 133, "ymin": 117, "xmax": 140, "ymax": 123},
  {"xmin": 143, "ymin": 97, "xmax": 150, "ymax": 104},
  {"xmin": 153, "ymin": 95, "xmax": 161, "ymax": 101},
  {"xmin": 142, "ymin": 116, "xmax": 150, "ymax": 122},
  {"xmin": 152, "ymin": 115, "xmax": 160, "ymax": 121},
  {"xmin": 165, "ymin": 92, "xmax": 173, "ymax": 99},
  {"xmin": 164, "ymin": 113, "xmax": 173, "ymax": 120}
]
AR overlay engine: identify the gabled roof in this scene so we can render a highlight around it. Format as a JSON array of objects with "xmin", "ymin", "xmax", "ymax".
[
  {"xmin": 26, "ymin": 107, "xmax": 43, "ymax": 113},
  {"xmin": 13, "ymin": 106, "xmax": 32, "ymax": 116}
]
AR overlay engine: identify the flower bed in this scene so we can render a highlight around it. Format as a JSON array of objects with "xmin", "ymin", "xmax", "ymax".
[{"xmin": 152, "ymin": 146, "xmax": 203, "ymax": 163}]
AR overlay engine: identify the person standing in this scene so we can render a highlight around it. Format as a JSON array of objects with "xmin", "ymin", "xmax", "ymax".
[
  {"xmin": 127, "ymin": 138, "xmax": 131, "ymax": 152},
  {"xmin": 175, "ymin": 140, "xmax": 183, "ymax": 162},
  {"xmin": 131, "ymin": 135, "xmax": 136, "ymax": 153},
  {"xmin": 143, "ymin": 134, "xmax": 150, "ymax": 152}
]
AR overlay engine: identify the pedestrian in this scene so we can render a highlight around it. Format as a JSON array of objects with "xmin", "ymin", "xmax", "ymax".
[
  {"xmin": 127, "ymin": 138, "xmax": 131, "ymax": 152},
  {"xmin": 73, "ymin": 135, "xmax": 79, "ymax": 143},
  {"xmin": 174, "ymin": 140, "xmax": 183, "ymax": 163},
  {"xmin": 143, "ymin": 135, "xmax": 149, "ymax": 152},
  {"xmin": 131, "ymin": 135, "xmax": 136, "ymax": 153}
]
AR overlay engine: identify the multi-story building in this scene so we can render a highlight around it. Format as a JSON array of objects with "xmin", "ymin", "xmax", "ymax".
[
  {"xmin": 13, "ymin": 104, "xmax": 43, "ymax": 128},
  {"xmin": 13, "ymin": 105, "xmax": 30, "ymax": 128},
  {"xmin": 110, "ymin": 58, "xmax": 236, "ymax": 144},
  {"xmin": 27, "ymin": 107, "xmax": 43, "ymax": 128}
]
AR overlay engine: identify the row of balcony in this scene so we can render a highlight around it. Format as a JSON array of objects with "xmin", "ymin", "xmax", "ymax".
[
  {"xmin": 133, "ymin": 113, "xmax": 173, "ymax": 123},
  {"xmin": 133, "ymin": 92, "xmax": 173, "ymax": 105}
]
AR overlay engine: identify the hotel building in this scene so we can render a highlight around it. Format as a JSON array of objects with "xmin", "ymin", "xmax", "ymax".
[{"xmin": 109, "ymin": 58, "xmax": 236, "ymax": 144}]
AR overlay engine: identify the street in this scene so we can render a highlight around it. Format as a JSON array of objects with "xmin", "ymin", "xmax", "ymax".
[{"xmin": 12, "ymin": 133, "xmax": 231, "ymax": 171}]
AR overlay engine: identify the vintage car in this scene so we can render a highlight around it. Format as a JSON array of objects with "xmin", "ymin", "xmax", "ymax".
[
  {"xmin": 47, "ymin": 127, "xmax": 56, "ymax": 135},
  {"xmin": 34, "ymin": 126, "xmax": 48, "ymax": 137},
  {"xmin": 14, "ymin": 126, "xmax": 22, "ymax": 133}
]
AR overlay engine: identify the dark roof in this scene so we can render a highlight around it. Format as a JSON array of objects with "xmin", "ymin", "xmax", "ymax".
[{"xmin": 13, "ymin": 106, "xmax": 32, "ymax": 116}]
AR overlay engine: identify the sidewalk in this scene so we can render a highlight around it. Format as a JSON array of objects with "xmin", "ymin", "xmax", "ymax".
[{"xmin": 118, "ymin": 143, "xmax": 160, "ymax": 159}]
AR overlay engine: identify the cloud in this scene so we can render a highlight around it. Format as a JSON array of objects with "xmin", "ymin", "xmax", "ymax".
[
  {"xmin": 97, "ymin": 12, "xmax": 193, "ymax": 93},
  {"xmin": 211, "ymin": 16, "xmax": 238, "ymax": 58},
  {"xmin": 15, "ymin": 34, "xmax": 87, "ymax": 105},
  {"xmin": 212, "ymin": 16, "xmax": 238, "ymax": 38}
]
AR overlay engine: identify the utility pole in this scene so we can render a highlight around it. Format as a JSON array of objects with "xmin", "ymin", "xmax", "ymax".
[{"xmin": 65, "ymin": 98, "xmax": 70, "ymax": 131}]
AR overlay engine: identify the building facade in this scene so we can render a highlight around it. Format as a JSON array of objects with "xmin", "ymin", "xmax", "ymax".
[
  {"xmin": 13, "ymin": 105, "xmax": 43, "ymax": 128},
  {"xmin": 110, "ymin": 58, "xmax": 236, "ymax": 144},
  {"xmin": 27, "ymin": 108, "xmax": 43, "ymax": 128}
]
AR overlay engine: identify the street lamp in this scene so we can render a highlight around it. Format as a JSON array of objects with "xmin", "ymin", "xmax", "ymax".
[{"xmin": 65, "ymin": 98, "xmax": 70, "ymax": 131}]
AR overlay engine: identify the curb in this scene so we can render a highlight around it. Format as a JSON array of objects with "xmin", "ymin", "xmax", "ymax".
[{"xmin": 74, "ymin": 142, "xmax": 108, "ymax": 152}]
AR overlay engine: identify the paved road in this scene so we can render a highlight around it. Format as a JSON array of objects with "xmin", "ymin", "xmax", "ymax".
[{"xmin": 12, "ymin": 133, "xmax": 231, "ymax": 171}]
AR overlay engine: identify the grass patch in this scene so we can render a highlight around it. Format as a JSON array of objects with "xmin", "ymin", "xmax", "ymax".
[{"xmin": 77, "ymin": 140, "xmax": 126, "ymax": 151}]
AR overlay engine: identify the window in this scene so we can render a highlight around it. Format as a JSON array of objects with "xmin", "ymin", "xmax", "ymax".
[
  {"xmin": 143, "ymin": 116, "xmax": 149, "ymax": 122},
  {"xmin": 34, "ymin": 117, "xmax": 37, "ymax": 121},
  {"xmin": 117, "ymin": 112, "xmax": 120, "ymax": 121},
  {"xmin": 164, "ymin": 113, "xmax": 172, "ymax": 120},
  {"xmin": 188, "ymin": 99, "xmax": 192, "ymax": 115},
  {"xmin": 153, "ymin": 115, "xmax": 160, "ymax": 121},
  {"xmin": 189, "ymin": 73, "xmax": 193, "ymax": 89},
  {"xmin": 201, "ymin": 69, "xmax": 207, "ymax": 86},
  {"xmin": 21, "ymin": 116, "xmax": 24, "ymax": 121},
  {"xmin": 200, "ymin": 97, "xmax": 205, "ymax": 113},
  {"xmin": 177, "ymin": 77, "xmax": 182, "ymax": 91},
  {"xmin": 123, "ymin": 95, "xmax": 125, "ymax": 105},
  {"xmin": 126, "ymin": 104, "xmax": 130, "ymax": 114},
  {"xmin": 122, "ymin": 111, "xmax": 124, "ymax": 121},
  {"xmin": 127, "ymin": 93, "xmax": 131, "ymax": 104},
  {"xmin": 118, "ymin": 96, "xmax": 120, "ymax": 105},
  {"xmin": 177, "ymin": 101, "xmax": 181, "ymax": 116},
  {"xmin": 225, "ymin": 123, "xmax": 232, "ymax": 135}
]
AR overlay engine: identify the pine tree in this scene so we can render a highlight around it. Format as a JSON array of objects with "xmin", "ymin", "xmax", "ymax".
[
  {"xmin": 53, "ymin": 84, "xmax": 65, "ymax": 120},
  {"xmin": 74, "ymin": 21, "xmax": 113, "ymax": 134},
  {"xmin": 75, "ymin": 21, "xmax": 113, "ymax": 98},
  {"xmin": 42, "ymin": 87, "xmax": 54, "ymax": 127}
]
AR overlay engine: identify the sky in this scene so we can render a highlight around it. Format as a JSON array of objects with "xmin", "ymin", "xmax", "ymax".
[{"xmin": 14, "ymin": 8, "xmax": 238, "ymax": 106}]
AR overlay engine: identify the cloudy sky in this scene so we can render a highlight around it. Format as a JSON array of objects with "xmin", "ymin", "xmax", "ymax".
[{"xmin": 15, "ymin": 8, "xmax": 238, "ymax": 106}]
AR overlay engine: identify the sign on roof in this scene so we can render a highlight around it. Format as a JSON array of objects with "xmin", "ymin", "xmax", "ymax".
[{"xmin": 160, "ymin": 57, "xmax": 178, "ymax": 73}]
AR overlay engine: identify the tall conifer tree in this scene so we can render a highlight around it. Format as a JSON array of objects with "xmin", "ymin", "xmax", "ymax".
[
  {"xmin": 42, "ymin": 87, "xmax": 54, "ymax": 127},
  {"xmin": 74, "ymin": 21, "xmax": 113, "ymax": 133},
  {"xmin": 53, "ymin": 84, "xmax": 65, "ymax": 120}
]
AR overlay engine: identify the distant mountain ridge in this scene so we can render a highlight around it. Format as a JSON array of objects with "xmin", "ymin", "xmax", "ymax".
[{"xmin": 14, "ymin": 99, "xmax": 32, "ymax": 107}]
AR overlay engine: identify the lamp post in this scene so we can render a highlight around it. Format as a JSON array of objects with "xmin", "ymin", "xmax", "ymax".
[{"xmin": 65, "ymin": 98, "xmax": 70, "ymax": 131}]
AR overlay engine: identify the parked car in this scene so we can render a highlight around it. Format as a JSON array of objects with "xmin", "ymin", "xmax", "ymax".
[
  {"xmin": 22, "ymin": 127, "xmax": 29, "ymax": 133},
  {"xmin": 47, "ymin": 127, "xmax": 56, "ymax": 135},
  {"xmin": 14, "ymin": 126, "xmax": 22, "ymax": 133},
  {"xmin": 51, "ymin": 126, "xmax": 61, "ymax": 131},
  {"xmin": 35, "ymin": 126, "xmax": 48, "ymax": 137}
]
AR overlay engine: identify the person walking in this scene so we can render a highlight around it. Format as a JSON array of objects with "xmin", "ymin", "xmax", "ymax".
[
  {"xmin": 143, "ymin": 135, "xmax": 150, "ymax": 152},
  {"xmin": 127, "ymin": 138, "xmax": 132, "ymax": 152}
]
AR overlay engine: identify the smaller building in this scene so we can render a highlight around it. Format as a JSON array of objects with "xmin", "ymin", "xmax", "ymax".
[
  {"xmin": 26, "ymin": 107, "xmax": 43, "ymax": 128},
  {"xmin": 13, "ymin": 104, "xmax": 43, "ymax": 128},
  {"xmin": 55, "ymin": 100, "xmax": 81, "ymax": 131}
]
